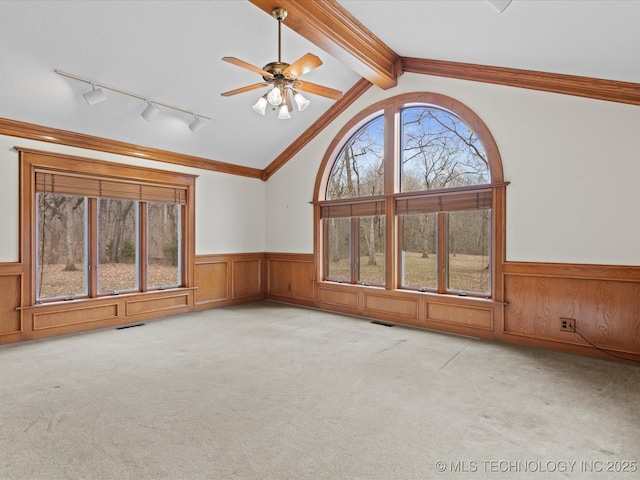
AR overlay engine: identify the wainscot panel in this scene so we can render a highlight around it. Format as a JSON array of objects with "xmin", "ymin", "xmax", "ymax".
[
  {"xmin": 34, "ymin": 303, "xmax": 119, "ymax": 330},
  {"xmin": 194, "ymin": 261, "xmax": 228, "ymax": 305},
  {"xmin": 0, "ymin": 268, "xmax": 22, "ymax": 336},
  {"xmin": 193, "ymin": 253, "xmax": 265, "ymax": 311},
  {"xmin": 426, "ymin": 301, "xmax": 493, "ymax": 330},
  {"xmin": 363, "ymin": 292, "xmax": 419, "ymax": 320},
  {"xmin": 232, "ymin": 259, "xmax": 262, "ymax": 299},
  {"xmin": 265, "ymin": 253, "xmax": 315, "ymax": 306},
  {"xmin": 504, "ymin": 269, "xmax": 640, "ymax": 357},
  {"xmin": 317, "ymin": 284, "xmax": 359, "ymax": 311},
  {"xmin": 126, "ymin": 293, "xmax": 189, "ymax": 316}
]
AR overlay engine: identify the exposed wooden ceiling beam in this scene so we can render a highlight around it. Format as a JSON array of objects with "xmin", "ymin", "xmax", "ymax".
[{"xmin": 249, "ymin": 0, "xmax": 401, "ymax": 90}]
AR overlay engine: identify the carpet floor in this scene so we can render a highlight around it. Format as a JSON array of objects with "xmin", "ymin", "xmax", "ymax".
[{"xmin": 1, "ymin": 301, "xmax": 639, "ymax": 479}]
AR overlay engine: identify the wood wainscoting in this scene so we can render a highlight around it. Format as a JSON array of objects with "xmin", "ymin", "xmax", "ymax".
[
  {"xmin": 4, "ymin": 255, "xmax": 639, "ymax": 362},
  {"xmin": 193, "ymin": 253, "xmax": 266, "ymax": 310},
  {"xmin": 0, "ymin": 252, "xmax": 267, "ymax": 345},
  {"xmin": 0, "ymin": 263, "xmax": 22, "ymax": 344},
  {"xmin": 503, "ymin": 262, "xmax": 640, "ymax": 361},
  {"xmin": 264, "ymin": 254, "xmax": 640, "ymax": 362}
]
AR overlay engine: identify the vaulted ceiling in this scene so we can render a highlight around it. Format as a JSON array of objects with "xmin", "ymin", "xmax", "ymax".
[{"xmin": 1, "ymin": 1, "xmax": 638, "ymax": 174}]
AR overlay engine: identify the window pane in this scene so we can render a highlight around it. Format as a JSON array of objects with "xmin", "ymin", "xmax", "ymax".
[
  {"xmin": 147, "ymin": 202, "xmax": 181, "ymax": 288},
  {"xmin": 36, "ymin": 193, "xmax": 87, "ymax": 300},
  {"xmin": 400, "ymin": 213, "xmax": 437, "ymax": 290},
  {"xmin": 325, "ymin": 218, "xmax": 351, "ymax": 282},
  {"xmin": 98, "ymin": 198, "xmax": 138, "ymax": 294},
  {"xmin": 401, "ymin": 107, "xmax": 489, "ymax": 192},
  {"xmin": 447, "ymin": 210, "xmax": 491, "ymax": 294},
  {"xmin": 327, "ymin": 116, "xmax": 384, "ymax": 199},
  {"xmin": 358, "ymin": 215, "xmax": 385, "ymax": 285}
]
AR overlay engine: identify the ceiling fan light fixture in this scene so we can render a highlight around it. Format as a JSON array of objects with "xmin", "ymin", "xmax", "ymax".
[
  {"xmin": 83, "ymin": 84, "xmax": 107, "ymax": 106},
  {"xmin": 277, "ymin": 103, "xmax": 291, "ymax": 120},
  {"xmin": 141, "ymin": 100, "xmax": 160, "ymax": 121},
  {"xmin": 293, "ymin": 90, "xmax": 310, "ymax": 111},
  {"xmin": 267, "ymin": 86, "xmax": 283, "ymax": 106},
  {"xmin": 252, "ymin": 94, "xmax": 268, "ymax": 115}
]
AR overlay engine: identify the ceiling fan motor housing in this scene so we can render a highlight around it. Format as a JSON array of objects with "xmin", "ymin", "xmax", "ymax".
[{"xmin": 262, "ymin": 61, "xmax": 291, "ymax": 82}]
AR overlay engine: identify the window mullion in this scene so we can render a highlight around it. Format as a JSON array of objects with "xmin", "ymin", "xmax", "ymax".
[
  {"xmin": 437, "ymin": 212, "xmax": 447, "ymax": 294},
  {"xmin": 88, "ymin": 197, "xmax": 98, "ymax": 298},
  {"xmin": 350, "ymin": 217, "xmax": 358, "ymax": 284},
  {"xmin": 139, "ymin": 202, "xmax": 148, "ymax": 292}
]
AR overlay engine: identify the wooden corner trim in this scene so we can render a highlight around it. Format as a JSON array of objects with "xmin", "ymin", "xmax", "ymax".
[
  {"xmin": 402, "ymin": 57, "xmax": 640, "ymax": 107},
  {"xmin": 0, "ymin": 117, "xmax": 263, "ymax": 179}
]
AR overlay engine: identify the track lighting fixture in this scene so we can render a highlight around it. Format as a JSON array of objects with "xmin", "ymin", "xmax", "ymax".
[
  {"xmin": 83, "ymin": 84, "xmax": 107, "ymax": 106},
  {"xmin": 141, "ymin": 100, "xmax": 160, "ymax": 121},
  {"xmin": 189, "ymin": 115, "xmax": 206, "ymax": 133},
  {"xmin": 55, "ymin": 70, "xmax": 211, "ymax": 133}
]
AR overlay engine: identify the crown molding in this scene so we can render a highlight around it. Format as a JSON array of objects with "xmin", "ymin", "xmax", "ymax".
[{"xmin": 403, "ymin": 57, "xmax": 640, "ymax": 107}]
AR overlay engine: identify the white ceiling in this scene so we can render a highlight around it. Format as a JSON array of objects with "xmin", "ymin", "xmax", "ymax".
[{"xmin": 1, "ymin": 1, "xmax": 638, "ymax": 171}]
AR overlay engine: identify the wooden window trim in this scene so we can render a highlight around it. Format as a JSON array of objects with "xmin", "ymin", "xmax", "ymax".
[
  {"xmin": 314, "ymin": 92, "xmax": 505, "ymax": 300},
  {"xmin": 19, "ymin": 148, "xmax": 197, "ymax": 307}
]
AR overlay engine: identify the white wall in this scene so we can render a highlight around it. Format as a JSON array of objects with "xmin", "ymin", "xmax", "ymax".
[
  {"xmin": 0, "ymin": 135, "xmax": 265, "ymax": 262},
  {"xmin": 266, "ymin": 73, "xmax": 640, "ymax": 266}
]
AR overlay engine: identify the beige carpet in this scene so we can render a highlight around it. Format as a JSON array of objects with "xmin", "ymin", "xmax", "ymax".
[{"xmin": 1, "ymin": 301, "xmax": 639, "ymax": 479}]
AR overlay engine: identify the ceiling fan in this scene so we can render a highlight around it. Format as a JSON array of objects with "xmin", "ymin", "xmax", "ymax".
[{"xmin": 221, "ymin": 7, "xmax": 343, "ymax": 119}]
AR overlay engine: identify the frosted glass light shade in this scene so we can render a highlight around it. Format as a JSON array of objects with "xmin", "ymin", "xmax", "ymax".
[
  {"xmin": 277, "ymin": 104, "xmax": 291, "ymax": 120},
  {"xmin": 267, "ymin": 87, "xmax": 282, "ymax": 106},
  {"xmin": 293, "ymin": 91, "xmax": 310, "ymax": 111},
  {"xmin": 252, "ymin": 96, "xmax": 268, "ymax": 115}
]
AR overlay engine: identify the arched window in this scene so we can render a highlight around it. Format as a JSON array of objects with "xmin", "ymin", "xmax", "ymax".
[{"xmin": 314, "ymin": 93, "xmax": 505, "ymax": 298}]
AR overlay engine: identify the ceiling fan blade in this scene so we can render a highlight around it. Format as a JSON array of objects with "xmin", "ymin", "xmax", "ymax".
[
  {"xmin": 283, "ymin": 53, "xmax": 322, "ymax": 79},
  {"xmin": 222, "ymin": 57, "xmax": 274, "ymax": 79},
  {"xmin": 220, "ymin": 83, "xmax": 269, "ymax": 97},
  {"xmin": 294, "ymin": 81, "xmax": 343, "ymax": 100}
]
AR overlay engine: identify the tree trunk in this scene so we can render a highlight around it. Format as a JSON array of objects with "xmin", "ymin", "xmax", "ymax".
[
  {"xmin": 63, "ymin": 199, "xmax": 76, "ymax": 271},
  {"xmin": 367, "ymin": 218, "xmax": 377, "ymax": 266}
]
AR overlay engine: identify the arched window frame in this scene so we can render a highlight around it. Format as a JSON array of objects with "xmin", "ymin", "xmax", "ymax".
[{"xmin": 314, "ymin": 92, "xmax": 506, "ymax": 301}]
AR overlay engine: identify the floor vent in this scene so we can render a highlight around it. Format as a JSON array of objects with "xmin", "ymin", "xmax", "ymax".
[
  {"xmin": 371, "ymin": 320, "xmax": 394, "ymax": 327},
  {"xmin": 116, "ymin": 323, "xmax": 145, "ymax": 330}
]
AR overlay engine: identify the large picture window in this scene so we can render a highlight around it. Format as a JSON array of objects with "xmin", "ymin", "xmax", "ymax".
[
  {"xmin": 316, "ymin": 93, "xmax": 505, "ymax": 298},
  {"xmin": 25, "ymin": 152, "xmax": 193, "ymax": 304}
]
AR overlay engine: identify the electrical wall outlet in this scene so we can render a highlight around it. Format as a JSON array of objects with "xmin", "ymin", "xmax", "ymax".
[{"xmin": 560, "ymin": 318, "xmax": 576, "ymax": 332}]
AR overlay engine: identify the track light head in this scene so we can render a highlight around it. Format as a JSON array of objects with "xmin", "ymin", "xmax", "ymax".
[
  {"xmin": 83, "ymin": 84, "xmax": 107, "ymax": 106},
  {"xmin": 141, "ymin": 101, "xmax": 160, "ymax": 121},
  {"xmin": 189, "ymin": 115, "xmax": 206, "ymax": 133}
]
